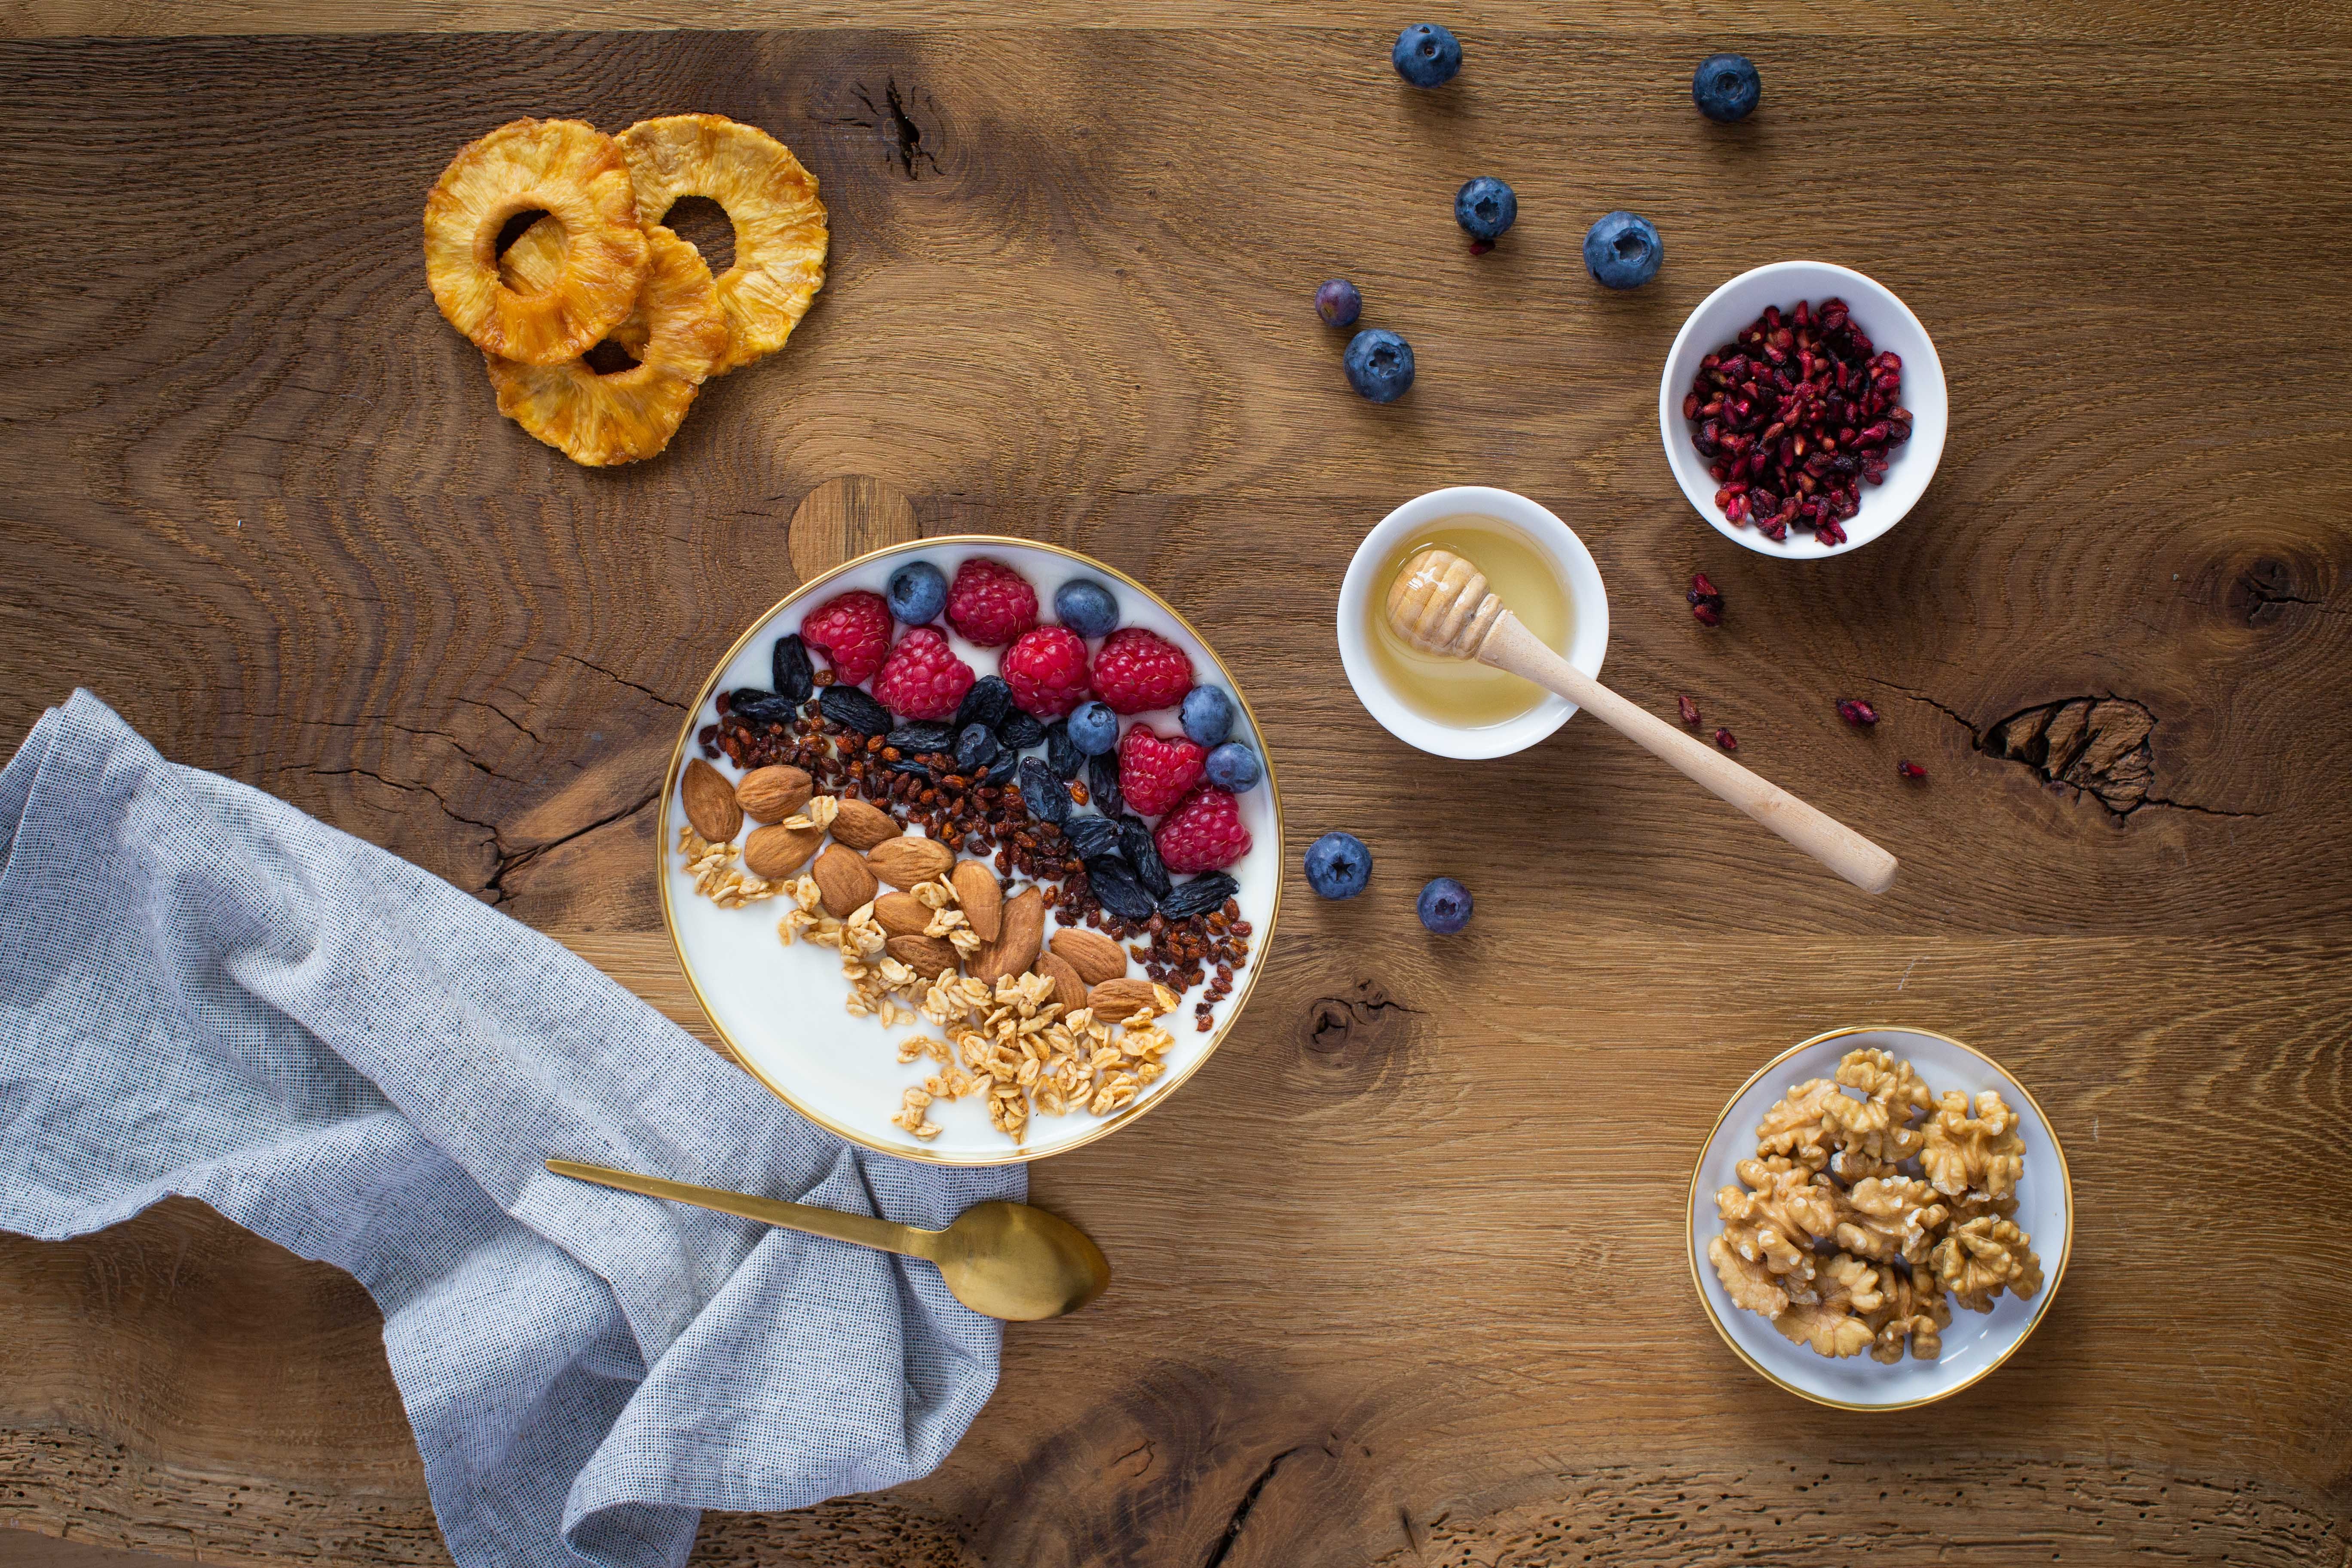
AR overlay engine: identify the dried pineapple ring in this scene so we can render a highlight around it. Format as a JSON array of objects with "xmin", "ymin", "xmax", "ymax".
[
  {"xmin": 424, "ymin": 119, "xmax": 650, "ymax": 366},
  {"xmin": 484, "ymin": 226, "xmax": 728, "ymax": 466},
  {"xmin": 616, "ymin": 114, "xmax": 827, "ymax": 373}
]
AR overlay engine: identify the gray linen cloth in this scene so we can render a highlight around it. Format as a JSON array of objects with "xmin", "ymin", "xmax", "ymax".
[{"xmin": 0, "ymin": 691, "xmax": 1020, "ymax": 1568}]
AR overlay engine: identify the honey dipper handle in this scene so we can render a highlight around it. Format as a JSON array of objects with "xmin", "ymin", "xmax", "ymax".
[{"xmin": 1477, "ymin": 612, "xmax": 1899, "ymax": 894}]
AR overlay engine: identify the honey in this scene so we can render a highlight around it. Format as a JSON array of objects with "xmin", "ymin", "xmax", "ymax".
[{"xmin": 1366, "ymin": 516, "xmax": 1573, "ymax": 728}]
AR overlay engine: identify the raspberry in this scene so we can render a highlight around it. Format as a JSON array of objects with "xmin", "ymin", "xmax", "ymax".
[
  {"xmin": 1091, "ymin": 627, "xmax": 1194, "ymax": 715},
  {"xmin": 1118, "ymin": 724, "xmax": 1204, "ymax": 817},
  {"xmin": 945, "ymin": 558, "xmax": 1038, "ymax": 647},
  {"xmin": 1154, "ymin": 787, "xmax": 1251, "ymax": 873},
  {"xmin": 999, "ymin": 626, "xmax": 1091, "ymax": 718},
  {"xmin": 870, "ymin": 628, "xmax": 976, "ymax": 721},
  {"xmin": 799, "ymin": 590, "xmax": 892, "ymax": 686}
]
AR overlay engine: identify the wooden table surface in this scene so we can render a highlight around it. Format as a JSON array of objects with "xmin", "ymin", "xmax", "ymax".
[{"xmin": 4, "ymin": 3, "xmax": 2350, "ymax": 1565}]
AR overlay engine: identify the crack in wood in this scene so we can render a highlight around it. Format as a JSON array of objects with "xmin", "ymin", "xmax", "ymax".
[
  {"xmin": 482, "ymin": 789, "xmax": 658, "ymax": 907},
  {"xmin": 851, "ymin": 79, "xmax": 941, "ymax": 180},
  {"xmin": 1200, "ymin": 1446, "xmax": 1303, "ymax": 1568}
]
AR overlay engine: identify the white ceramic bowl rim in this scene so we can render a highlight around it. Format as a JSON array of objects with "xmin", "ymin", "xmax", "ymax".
[{"xmin": 1335, "ymin": 486, "xmax": 1611, "ymax": 760}]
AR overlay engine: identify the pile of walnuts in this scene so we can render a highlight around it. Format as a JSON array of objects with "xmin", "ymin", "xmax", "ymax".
[{"xmin": 1709, "ymin": 1047, "xmax": 2043, "ymax": 1362}]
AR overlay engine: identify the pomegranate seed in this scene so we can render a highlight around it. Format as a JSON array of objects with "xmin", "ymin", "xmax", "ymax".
[
  {"xmin": 1678, "ymin": 695, "xmax": 1701, "ymax": 727},
  {"xmin": 1685, "ymin": 392, "xmax": 1701, "ymax": 420},
  {"xmin": 1897, "ymin": 760, "xmax": 1926, "ymax": 780},
  {"xmin": 1714, "ymin": 728, "xmax": 1738, "ymax": 750},
  {"xmin": 1836, "ymin": 698, "xmax": 1880, "ymax": 726},
  {"xmin": 1687, "ymin": 573, "xmax": 1726, "ymax": 625}
]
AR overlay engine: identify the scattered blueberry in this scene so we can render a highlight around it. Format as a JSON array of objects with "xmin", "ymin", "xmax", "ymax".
[
  {"xmin": 1045, "ymin": 720, "xmax": 1084, "ymax": 780},
  {"xmin": 1391, "ymin": 22, "xmax": 1461, "ymax": 88},
  {"xmin": 1583, "ymin": 211, "xmax": 1662, "ymax": 289},
  {"xmin": 1305, "ymin": 831, "xmax": 1372, "ymax": 899},
  {"xmin": 1017, "ymin": 757, "xmax": 1069, "ymax": 824},
  {"xmin": 1053, "ymin": 578, "xmax": 1120, "ymax": 639},
  {"xmin": 1692, "ymin": 52, "xmax": 1761, "ymax": 122},
  {"xmin": 1315, "ymin": 278, "xmax": 1362, "ymax": 328},
  {"xmin": 1455, "ymin": 177, "xmax": 1517, "ymax": 245},
  {"xmin": 1179, "ymin": 685, "xmax": 1236, "ymax": 747},
  {"xmin": 1204, "ymin": 740, "xmax": 1262, "ymax": 794},
  {"xmin": 998, "ymin": 710, "xmax": 1047, "ymax": 750},
  {"xmin": 1067, "ymin": 700, "xmax": 1119, "ymax": 756},
  {"xmin": 1343, "ymin": 328, "xmax": 1415, "ymax": 403},
  {"xmin": 1417, "ymin": 876, "xmax": 1473, "ymax": 934},
  {"xmin": 955, "ymin": 723, "xmax": 1000, "ymax": 775},
  {"xmin": 885, "ymin": 560, "xmax": 948, "ymax": 625}
]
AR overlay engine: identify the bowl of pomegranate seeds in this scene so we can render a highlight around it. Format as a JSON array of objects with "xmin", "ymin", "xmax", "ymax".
[{"xmin": 1659, "ymin": 261, "xmax": 1948, "ymax": 558}]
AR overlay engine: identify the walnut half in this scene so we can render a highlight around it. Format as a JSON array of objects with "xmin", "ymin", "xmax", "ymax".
[
  {"xmin": 1921, "ymin": 1088, "xmax": 2027, "ymax": 1200},
  {"xmin": 1931, "ymin": 1215, "xmax": 2044, "ymax": 1313}
]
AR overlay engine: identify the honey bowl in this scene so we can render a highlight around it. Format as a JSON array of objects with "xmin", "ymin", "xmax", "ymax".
[{"xmin": 1336, "ymin": 486, "xmax": 1610, "ymax": 759}]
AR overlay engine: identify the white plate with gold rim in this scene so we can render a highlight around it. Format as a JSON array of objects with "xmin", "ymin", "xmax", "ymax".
[
  {"xmin": 1686, "ymin": 1025, "xmax": 2073, "ymax": 1409},
  {"xmin": 658, "ymin": 536, "xmax": 1284, "ymax": 1165}
]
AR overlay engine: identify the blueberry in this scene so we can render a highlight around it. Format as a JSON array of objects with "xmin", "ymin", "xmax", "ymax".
[
  {"xmin": 1054, "ymin": 578, "xmax": 1120, "ymax": 639},
  {"xmin": 1180, "ymin": 685, "xmax": 1235, "ymax": 747},
  {"xmin": 998, "ymin": 711, "xmax": 1047, "ymax": 750},
  {"xmin": 1416, "ymin": 876, "xmax": 1473, "ymax": 934},
  {"xmin": 1315, "ymin": 278, "xmax": 1362, "ymax": 328},
  {"xmin": 956, "ymin": 723, "xmax": 1001, "ymax": 775},
  {"xmin": 1018, "ymin": 757, "xmax": 1069, "ymax": 825},
  {"xmin": 1692, "ymin": 52, "xmax": 1760, "ymax": 122},
  {"xmin": 1583, "ymin": 211, "xmax": 1662, "ymax": 289},
  {"xmin": 885, "ymin": 560, "xmax": 948, "ymax": 625},
  {"xmin": 1344, "ymin": 328, "xmax": 1415, "ymax": 404},
  {"xmin": 1454, "ymin": 177, "xmax": 1517, "ymax": 244},
  {"xmin": 1067, "ymin": 700, "xmax": 1119, "ymax": 756},
  {"xmin": 1304, "ymin": 831, "xmax": 1372, "ymax": 899},
  {"xmin": 1204, "ymin": 741, "xmax": 1262, "ymax": 794},
  {"xmin": 1391, "ymin": 23, "xmax": 1461, "ymax": 88}
]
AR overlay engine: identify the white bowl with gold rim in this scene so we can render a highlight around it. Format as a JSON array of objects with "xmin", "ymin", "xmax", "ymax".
[
  {"xmin": 1686, "ymin": 1026, "xmax": 2073, "ymax": 1409},
  {"xmin": 658, "ymin": 537, "xmax": 1284, "ymax": 1165},
  {"xmin": 1335, "ymin": 486, "xmax": 1610, "ymax": 759}
]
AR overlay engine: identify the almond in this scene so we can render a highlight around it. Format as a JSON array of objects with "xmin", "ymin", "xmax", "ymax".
[
  {"xmin": 812, "ymin": 844, "xmax": 878, "ymax": 917},
  {"xmin": 872, "ymin": 891, "xmax": 934, "ymax": 937},
  {"xmin": 951, "ymin": 860, "xmax": 1003, "ymax": 942},
  {"xmin": 1034, "ymin": 951, "xmax": 1087, "ymax": 1012},
  {"xmin": 734, "ymin": 764, "xmax": 813, "ymax": 824},
  {"xmin": 680, "ymin": 758, "xmax": 742, "ymax": 843},
  {"xmin": 885, "ymin": 933, "xmax": 961, "ymax": 980},
  {"xmin": 829, "ymin": 798, "xmax": 900, "ymax": 851},
  {"xmin": 743, "ymin": 822, "xmax": 823, "ymax": 880},
  {"xmin": 1087, "ymin": 977, "xmax": 1161, "ymax": 1020},
  {"xmin": 1050, "ymin": 928, "xmax": 1127, "ymax": 986},
  {"xmin": 866, "ymin": 835, "xmax": 955, "ymax": 888},
  {"xmin": 971, "ymin": 887, "xmax": 1044, "ymax": 983}
]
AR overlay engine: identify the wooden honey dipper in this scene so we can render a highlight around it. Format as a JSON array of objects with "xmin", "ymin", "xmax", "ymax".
[{"xmin": 1387, "ymin": 548, "xmax": 1898, "ymax": 893}]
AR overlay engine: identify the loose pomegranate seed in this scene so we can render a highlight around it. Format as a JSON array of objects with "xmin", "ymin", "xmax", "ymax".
[
  {"xmin": 1897, "ymin": 760, "xmax": 1926, "ymax": 779},
  {"xmin": 1687, "ymin": 572, "xmax": 1726, "ymax": 626},
  {"xmin": 1678, "ymin": 695, "xmax": 1701, "ymax": 726},
  {"xmin": 1714, "ymin": 728, "xmax": 1738, "ymax": 750},
  {"xmin": 1836, "ymin": 698, "xmax": 1880, "ymax": 726}
]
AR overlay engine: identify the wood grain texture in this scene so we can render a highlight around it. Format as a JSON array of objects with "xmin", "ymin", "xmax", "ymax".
[{"xmin": 1, "ymin": 10, "xmax": 2349, "ymax": 1568}]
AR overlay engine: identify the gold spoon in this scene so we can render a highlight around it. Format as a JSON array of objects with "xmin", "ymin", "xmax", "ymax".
[
  {"xmin": 1387, "ymin": 548, "xmax": 1899, "ymax": 894},
  {"xmin": 545, "ymin": 1158, "xmax": 1110, "ymax": 1321}
]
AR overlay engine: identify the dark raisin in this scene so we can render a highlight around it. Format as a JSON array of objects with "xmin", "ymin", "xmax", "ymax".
[
  {"xmin": 998, "ymin": 711, "xmax": 1047, "ymax": 750},
  {"xmin": 1044, "ymin": 721, "xmax": 1083, "ymax": 781},
  {"xmin": 1159, "ymin": 872, "xmax": 1237, "ymax": 921},
  {"xmin": 730, "ymin": 687, "xmax": 800, "ymax": 727},
  {"xmin": 1119, "ymin": 815, "xmax": 1171, "ymax": 898},
  {"xmin": 888, "ymin": 721, "xmax": 956, "ymax": 755},
  {"xmin": 1085, "ymin": 857, "xmax": 1158, "ymax": 920},
  {"xmin": 888, "ymin": 757, "xmax": 936, "ymax": 778},
  {"xmin": 770, "ymin": 634, "xmax": 815, "ymax": 704},
  {"xmin": 952, "ymin": 675, "xmax": 1012, "ymax": 734},
  {"xmin": 820, "ymin": 684, "xmax": 893, "ymax": 735},
  {"xmin": 1017, "ymin": 757, "xmax": 1069, "ymax": 825},
  {"xmin": 1087, "ymin": 753, "xmax": 1125, "ymax": 820},
  {"xmin": 955, "ymin": 723, "xmax": 1001, "ymax": 775},
  {"xmin": 1064, "ymin": 814, "xmax": 1122, "ymax": 861}
]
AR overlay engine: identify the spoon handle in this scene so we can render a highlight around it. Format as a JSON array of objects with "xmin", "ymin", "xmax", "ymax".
[
  {"xmin": 545, "ymin": 1158, "xmax": 935, "ymax": 1260},
  {"xmin": 1477, "ymin": 612, "xmax": 1899, "ymax": 894}
]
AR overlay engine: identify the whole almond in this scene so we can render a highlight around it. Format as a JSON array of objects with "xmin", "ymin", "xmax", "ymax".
[
  {"xmin": 680, "ymin": 758, "xmax": 743, "ymax": 843},
  {"xmin": 1087, "ymin": 977, "xmax": 1160, "ymax": 1019},
  {"xmin": 1050, "ymin": 928, "xmax": 1127, "ymax": 986},
  {"xmin": 972, "ymin": 887, "xmax": 1044, "ymax": 983},
  {"xmin": 829, "ymin": 798, "xmax": 900, "ymax": 851},
  {"xmin": 885, "ymin": 934, "xmax": 961, "ymax": 980},
  {"xmin": 866, "ymin": 836, "xmax": 955, "ymax": 888},
  {"xmin": 1035, "ymin": 951, "xmax": 1087, "ymax": 1012},
  {"xmin": 744, "ymin": 823, "xmax": 824, "ymax": 880},
  {"xmin": 735, "ymin": 765, "xmax": 814, "ymax": 824},
  {"xmin": 872, "ymin": 891, "xmax": 934, "ymax": 937},
  {"xmin": 812, "ymin": 844, "xmax": 878, "ymax": 917},
  {"xmin": 952, "ymin": 860, "xmax": 1003, "ymax": 942}
]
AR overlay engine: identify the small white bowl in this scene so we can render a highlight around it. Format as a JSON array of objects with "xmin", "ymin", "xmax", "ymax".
[
  {"xmin": 1336, "ymin": 486, "xmax": 1610, "ymax": 760},
  {"xmin": 1658, "ymin": 260, "xmax": 1948, "ymax": 560},
  {"xmin": 1687, "ymin": 1026, "xmax": 2073, "ymax": 1410}
]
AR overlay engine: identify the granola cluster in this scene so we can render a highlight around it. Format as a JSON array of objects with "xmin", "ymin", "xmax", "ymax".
[{"xmin": 1708, "ymin": 1046, "xmax": 2041, "ymax": 1363}]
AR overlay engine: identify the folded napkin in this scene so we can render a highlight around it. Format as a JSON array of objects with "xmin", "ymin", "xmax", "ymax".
[{"xmin": 0, "ymin": 692, "xmax": 1021, "ymax": 1568}]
